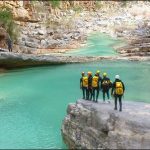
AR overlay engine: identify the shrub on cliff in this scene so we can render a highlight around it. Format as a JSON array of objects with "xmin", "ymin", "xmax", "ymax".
[
  {"xmin": 49, "ymin": 0, "xmax": 60, "ymax": 9},
  {"xmin": 0, "ymin": 6, "xmax": 19, "ymax": 42}
]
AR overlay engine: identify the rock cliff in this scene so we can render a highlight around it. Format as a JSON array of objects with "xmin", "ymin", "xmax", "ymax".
[
  {"xmin": 61, "ymin": 99, "xmax": 150, "ymax": 149},
  {"xmin": 0, "ymin": 1, "xmax": 150, "ymax": 56}
]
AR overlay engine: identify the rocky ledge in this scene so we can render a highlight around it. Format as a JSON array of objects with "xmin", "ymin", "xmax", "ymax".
[
  {"xmin": 61, "ymin": 99, "xmax": 150, "ymax": 149},
  {"xmin": 0, "ymin": 51, "xmax": 150, "ymax": 69}
]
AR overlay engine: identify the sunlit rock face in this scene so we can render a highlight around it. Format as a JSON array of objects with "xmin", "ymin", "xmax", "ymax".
[
  {"xmin": 62, "ymin": 100, "xmax": 150, "ymax": 149},
  {"xmin": 0, "ymin": 1, "xmax": 150, "ymax": 55}
]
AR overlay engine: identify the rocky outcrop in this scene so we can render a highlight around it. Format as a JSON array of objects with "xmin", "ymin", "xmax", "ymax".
[
  {"xmin": 0, "ymin": 1, "xmax": 30, "ymax": 21},
  {"xmin": 61, "ymin": 99, "xmax": 150, "ymax": 149},
  {"xmin": 0, "ymin": 50, "xmax": 150, "ymax": 68},
  {"xmin": 0, "ymin": 51, "xmax": 112, "ymax": 68}
]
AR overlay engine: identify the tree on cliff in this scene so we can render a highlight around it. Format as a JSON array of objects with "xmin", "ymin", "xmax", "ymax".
[{"xmin": 0, "ymin": 6, "xmax": 19, "ymax": 44}]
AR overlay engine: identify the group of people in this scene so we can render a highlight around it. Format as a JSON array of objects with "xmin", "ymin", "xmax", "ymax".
[{"xmin": 80, "ymin": 70, "xmax": 125, "ymax": 111}]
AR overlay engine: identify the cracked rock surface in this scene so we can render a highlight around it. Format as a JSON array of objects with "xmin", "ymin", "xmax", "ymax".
[{"xmin": 61, "ymin": 99, "xmax": 150, "ymax": 149}]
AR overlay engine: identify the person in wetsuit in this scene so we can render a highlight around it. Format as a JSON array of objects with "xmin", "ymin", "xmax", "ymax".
[
  {"xmin": 87, "ymin": 71, "xmax": 93, "ymax": 100},
  {"xmin": 92, "ymin": 70, "xmax": 102, "ymax": 102},
  {"xmin": 80, "ymin": 72, "xmax": 88, "ymax": 99},
  {"xmin": 111, "ymin": 75, "xmax": 125, "ymax": 111},
  {"xmin": 101, "ymin": 72, "xmax": 112, "ymax": 103},
  {"xmin": 6, "ymin": 35, "xmax": 12, "ymax": 52}
]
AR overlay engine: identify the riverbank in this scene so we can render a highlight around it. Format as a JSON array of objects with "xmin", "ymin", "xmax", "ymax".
[
  {"xmin": 62, "ymin": 99, "xmax": 150, "ymax": 149},
  {"xmin": 0, "ymin": 51, "xmax": 150, "ymax": 69},
  {"xmin": 32, "ymin": 2, "xmax": 150, "ymax": 57}
]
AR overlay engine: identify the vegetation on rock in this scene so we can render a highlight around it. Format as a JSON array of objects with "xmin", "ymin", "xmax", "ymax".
[{"xmin": 0, "ymin": 6, "xmax": 19, "ymax": 42}]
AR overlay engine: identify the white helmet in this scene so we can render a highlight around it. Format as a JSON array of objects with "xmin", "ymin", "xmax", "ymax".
[{"xmin": 115, "ymin": 75, "xmax": 120, "ymax": 79}]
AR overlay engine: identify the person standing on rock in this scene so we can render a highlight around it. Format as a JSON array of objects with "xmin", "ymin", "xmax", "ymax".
[
  {"xmin": 6, "ymin": 35, "xmax": 12, "ymax": 52},
  {"xmin": 80, "ymin": 72, "xmax": 88, "ymax": 100},
  {"xmin": 111, "ymin": 75, "xmax": 125, "ymax": 111},
  {"xmin": 92, "ymin": 70, "xmax": 101, "ymax": 102},
  {"xmin": 101, "ymin": 72, "xmax": 112, "ymax": 103},
  {"xmin": 87, "ymin": 71, "xmax": 93, "ymax": 100}
]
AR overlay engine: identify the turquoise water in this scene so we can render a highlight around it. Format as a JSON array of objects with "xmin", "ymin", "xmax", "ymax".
[
  {"xmin": 65, "ymin": 33, "xmax": 124, "ymax": 56},
  {"xmin": 0, "ymin": 61, "xmax": 150, "ymax": 149}
]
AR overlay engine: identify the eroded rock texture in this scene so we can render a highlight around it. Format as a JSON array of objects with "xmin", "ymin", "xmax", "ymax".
[{"xmin": 62, "ymin": 100, "xmax": 150, "ymax": 149}]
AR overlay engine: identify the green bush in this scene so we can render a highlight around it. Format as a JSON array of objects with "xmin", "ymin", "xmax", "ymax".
[
  {"xmin": 73, "ymin": 6, "xmax": 83, "ymax": 12},
  {"xmin": 95, "ymin": 1, "xmax": 103, "ymax": 9},
  {"xmin": 0, "ymin": 6, "xmax": 19, "ymax": 42},
  {"xmin": 49, "ymin": 0, "xmax": 60, "ymax": 9}
]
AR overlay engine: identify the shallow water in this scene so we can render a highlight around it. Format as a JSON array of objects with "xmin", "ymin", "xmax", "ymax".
[
  {"xmin": 0, "ymin": 60, "xmax": 149, "ymax": 149},
  {"xmin": 65, "ymin": 33, "xmax": 124, "ymax": 56}
]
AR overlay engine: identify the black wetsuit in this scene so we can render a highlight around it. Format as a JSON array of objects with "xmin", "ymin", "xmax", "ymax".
[
  {"xmin": 111, "ymin": 79, "xmax": 125, "ymax": 111},
  {"xmin": 80, "ymin": 76, "xmax": 88, "ymax": 99},
  {"xmin": 6, "ymin": 38, "xmax": 12, "ymax": 52},
  {"xmin": 92, "ymin": 75, "xmax": 102, "ymax": 102},
  {"xmin": 101, "ymin": 77, "xmax": 111, "ymax": 102},
  {"xmin": 87, "ymin": 75, "xmax": 93, "ymax": 100}
]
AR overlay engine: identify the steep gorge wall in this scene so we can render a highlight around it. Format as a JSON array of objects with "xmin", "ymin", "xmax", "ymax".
[{"xmin": 0, "ymin": 1, "xmax": 150, "ymax": 55}]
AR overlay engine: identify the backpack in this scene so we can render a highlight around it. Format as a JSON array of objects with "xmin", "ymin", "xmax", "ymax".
[
  {"xmin": 115, "ymin": 82, "xmax": 123, "ymax": 95},
  {"xmin": 82, "ymin": 76, "xmax": 88, "ymax": 87},
  {"xmin": 102, "ymin": 80, "xmax": 110, "ymax": 87},
  {"xmin": 92, "ymin": 76, "xmax": 99, "ymax": 88}
]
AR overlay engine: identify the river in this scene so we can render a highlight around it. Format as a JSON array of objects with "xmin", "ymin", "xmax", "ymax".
[
  {"xmin": 0, "ymin": 34, "xmax": 149, "ymax": 149},
  {"xmin": 65, "ymin": 33, "xmax": 124, "ymax": 56}
]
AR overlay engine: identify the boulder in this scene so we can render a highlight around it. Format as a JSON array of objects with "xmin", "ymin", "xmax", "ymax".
[
  {"xmin": 62, "ymin": 99, "xmax": 150, "ymax": 149},
  {"xmin": 13, "ymin": 7, "xmax": 30, "ymax": 22},
  {"xmin": 38, "ymin": 28, "xmax": 47, "ymax": 35},
  {"xmin": 47, "ymin": 39, "xmax": 60, "ymax": 48},
  {"xmin": 25, "ymin": 41, "xmax": 39, "ymax": 48}
]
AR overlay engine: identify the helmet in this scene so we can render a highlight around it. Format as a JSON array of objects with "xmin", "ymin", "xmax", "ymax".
[
  {"xmin": 115, "ymin": 75, "xmax": 120, "ymax": 79},
  {"xmin": 103, "ymin": 72, "xmax": 107, "ymax": 77},
  {"xmin": 81, "ymin": 72, "xmax": 85, "ymax": 75},
  {"xmin": 87, "ymin": 71, "xmax": 92, "ymax": 75},
  {"xmin": 96, "ymin": 70, "xmax": 100, "ymax": 74}
]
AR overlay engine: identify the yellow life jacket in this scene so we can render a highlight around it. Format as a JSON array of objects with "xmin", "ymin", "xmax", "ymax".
[
  {"xmin": 82, "ymin": 76, "xmax": 88, "ymax": 87},
  {"xmin": 92, "ymin": 76, "xmax": 99, "ymax": 88},
  {"xmin": 115, "ymin": 82, "xmax": 123, "ymax": 95}
]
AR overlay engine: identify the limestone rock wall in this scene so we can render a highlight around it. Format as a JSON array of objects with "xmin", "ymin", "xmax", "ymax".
[
  {"xmin": 61, "ymin": 100, "xmax": 150, "ymax": 149},
  {"xmin": 0, "ymin": 1, "xmax": 150, "ymax": 55}
]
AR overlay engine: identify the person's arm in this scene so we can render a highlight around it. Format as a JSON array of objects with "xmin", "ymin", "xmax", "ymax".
[
  {"xmin": 122, "ymin": 81, "xmax": 125, "ymax": 92},
  {"xmin": 111, "ymin": 82, "xmax": 115, "ymax": 95},
  {"xmin": 100, "ymin": 79, "xmax": 103, "ymax": 90},
  {"xmin": 108, "ymin": 78, "xmax": 112, "ymax": 88},
  {"xmin": 98, "ymin": 77, "xmax": 102, "ymax": 90},
  {"xmin": 80, "ymin": 78, "xmax": 82, "ymax": 89},
  {"xmin": 89, "ymin": 76, "xmax": 92, "ymax": 89}
]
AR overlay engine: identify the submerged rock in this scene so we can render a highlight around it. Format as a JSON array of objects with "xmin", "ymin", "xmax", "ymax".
[{"xmin": 61, "ymin": 99, "xmax": 150, "ymax": 149}]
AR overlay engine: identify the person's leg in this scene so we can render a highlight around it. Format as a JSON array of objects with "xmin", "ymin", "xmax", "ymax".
[
  {"xmin": 119, "ymin": 96, "xmax": 122, "ymax": 111},
  {"xmin": 114, "ymin": 96, "xmax": 117, "ymax": 110},
  {"xmin": 96, "ymin": 88, "xmax": 99, "ymax": 102},
  {"xmin": 8, "ymin": 45, "xmax": 12, "ymax": 52},
  {"xmin": 89, "ymin": 88, "xmax": 92, "ymax": 100},
  {"xmin": 86, "ymin": 88, "xmax": 89, "ymax": 100},
  {"xmin": 92, "ymin": 88, "xmax": 95, "ymax": 101},
  {"xmin": 103, "ymin": 91, "xmax": 105, "ymax": 102},
  {"xmin": 106, "ymin": 90, "xmax": 110, "ymax": 100},
  {"xmin": 82, "ymin": 87, "xmax": 85, "ymax": 99},
  {"xmin": 85, "ymin": 88, "xmax": 88, "ymax": 100}
]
